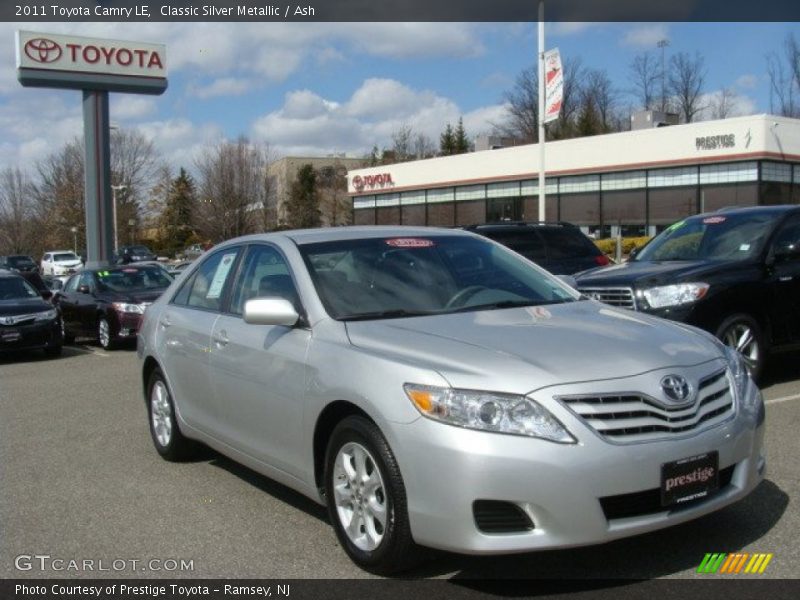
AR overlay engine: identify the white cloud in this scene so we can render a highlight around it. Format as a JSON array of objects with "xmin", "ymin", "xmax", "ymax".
[
  {"xmin": 735, "ymin": 74, "xmax": 759, "ymax": 90},
  {"xmin": 695, "ymin": 89, "xmax": 757, "ymax": 121},
  {"xmin": 110, "ymin": 96, "xmax": 158, "ymax": 120},
  {"xmin": 189, "ymin": 77, "xmax": 253, "ymax": 99},
  {"xmin": 135, "ymin": 118, "xmax": 225, "ymax": 170},
  {"xmin": 621, "ymin": 24, "xmax": 670, "ymax": 48},
  {"xmin": 550, "ymin": 23, "xmax": 596, "ymax": 36},
  {"xmin": 251, "ymin": 78, "xmax": 505, "ymax": 157}
]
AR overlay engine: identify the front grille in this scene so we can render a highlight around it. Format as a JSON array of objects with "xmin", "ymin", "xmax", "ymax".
[
  {"xmin": 599, "ymin": 465, "xmax": 736, "ymax": 520},
  {"xmin": 473, "ymin": 500, "xmax": 535, "ymax": 534},
  {"xmin": 559, "ymin": 369, "xmax": 733, "ymax": 444},
  {"xmin": 578, "ymin": 286, "xmax": 636, "ymax": 309}
]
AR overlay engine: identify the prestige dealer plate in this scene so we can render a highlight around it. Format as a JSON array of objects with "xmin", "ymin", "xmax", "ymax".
[{"xmin": 661, "ymin": 451, "xmax": 719, "ymax": 507}]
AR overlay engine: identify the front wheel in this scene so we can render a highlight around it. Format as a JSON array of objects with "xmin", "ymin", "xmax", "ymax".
[
  {"xmin": 97, "ymin": 316, "xmax": 116, "ymax": 350},
  {"xmin": 716, "ymin": 314, "xmax": 765, "ymax": 381},
  {"xmin": 325, "ymin": 416, "xmax": 418, "ymax": 575},
  {"xmin": 147, "ymin": 368, "xmax": 199, "ymax": 461}
]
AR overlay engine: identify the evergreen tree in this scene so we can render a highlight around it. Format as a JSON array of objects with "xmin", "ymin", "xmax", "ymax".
[
  {"xmin": 161, "ymin": 168, "xmax": 196, "ymax": 256},
  {"xmin": 454, "ymin": 117, "xmax": 470, "ymax": 154},
  {"xmin": 439, "ymin": 123, "xmax": 455, "ymax": 156},
  {"xmin": 285, "ymin": 164, "xmax": 321, "ymax": 229}
]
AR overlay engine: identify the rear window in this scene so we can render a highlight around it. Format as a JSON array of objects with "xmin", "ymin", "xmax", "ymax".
[
  {"xmin": 8, "ymin": 256, "xmax": 35, "ymax": 267},
  {"xmin": 54, "ymin": 253, "xmax": 79, "ymax": 262},
  {"xmin": 480, "ymin": 230, "xmax": 547, "ymax": 260},
  {"xmin": 537, "ymin": 228, "xmax": 601, "ymax": 259}
]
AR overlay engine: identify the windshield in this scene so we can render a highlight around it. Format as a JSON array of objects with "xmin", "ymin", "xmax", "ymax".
[
  {"xmin": 300, "ymin": 235, "xmax": 579, "ymax": 320},
  {"xmin": 54, "ymin": 253, "xmax": 80, "ymax": 263},
  {"xmin": 95, "ymin": 266, "xmax": 173, "ymax": 292},
  {"xmin": 0, "ymin": 277, "xmax": 40, "ymax": 300},
  {"xmin": 636, "ymin": 213, "xmax": 775, "ymax": 262},
  {"xmin": 8, "ymin": 256, "xmax": 35, "ymax": 268}
]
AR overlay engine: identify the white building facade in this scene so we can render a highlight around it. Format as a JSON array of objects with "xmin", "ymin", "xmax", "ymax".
[{"xmin": 348, "ymin": 114, "xmax": 800, "ymax": 237}]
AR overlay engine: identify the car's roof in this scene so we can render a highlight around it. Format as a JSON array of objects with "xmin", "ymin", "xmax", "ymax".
[
  {"xmin": 693, "ymin": 204, "xmax": 800, "ymax": 218},
  {"xmin": 223, "ymin": 226, "xmax": 474, "ymax": 247},
  {"xmin": 45, "ymin": 250, "xmax": 76, "ymax": 254},
  {"xmin": 0, "ymin": 269, "xmax": 24, "ymax": 279},
  {"xmin": 464, "ymin": 221, "xmax": 579, "ymax": 232}
]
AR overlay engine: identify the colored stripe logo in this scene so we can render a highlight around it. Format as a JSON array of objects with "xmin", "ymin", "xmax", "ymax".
[{"xmin": 697, "ymin": 553, "xmax": 773, "ymax": 574}]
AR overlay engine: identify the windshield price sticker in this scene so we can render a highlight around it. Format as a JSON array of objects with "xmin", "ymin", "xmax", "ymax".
[
  {"xmin": 206, "ymin": 253, "xmax": 237, "ymax": 299},
  {"xmin": 385, "ymin": 238, "xmax": 435, "ymax": 248},
  {"xmin": 703, "ymin": 216, "xmax": 727, "ymax": 225}
]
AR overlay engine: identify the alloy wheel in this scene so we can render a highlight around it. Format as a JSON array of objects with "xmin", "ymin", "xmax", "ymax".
[
  {"xmin": 722, "ymin": 322, "xmax": 759, "ymax": 376},
  {"xmin": 150, "ymin": 380, "xmax": 173, "ymax": 448},
  {"xmin": 98, "ymin": 319, "xmax": 110, "ymax": 348},
  {"xmin": 332, "ymin": 442, "xmax": 388, "ymax": 552}
]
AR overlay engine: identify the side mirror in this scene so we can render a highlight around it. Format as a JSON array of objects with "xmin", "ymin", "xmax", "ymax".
[
  {"xmin": 628, "ymin": 246, "xmax": 641, "ymax": 260},
  {"xmin": 77, "ymin": 284, "xmax": 91, "ymax": 294},
  {"xmin": 243, "ymin": 297, "xmax": 299, "ymax": 327},
  {"xmin": 774, "ymin": 243, "xmax": 800, "ymax": 263}
]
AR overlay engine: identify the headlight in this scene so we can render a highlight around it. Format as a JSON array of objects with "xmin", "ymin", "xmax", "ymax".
[
  {"xmin": 34, "ymin": 309, "xmax": 58, "ymax": 322},
  {"xmin": 723, "ymin": 345, "xmax": 750, "ymax": 405},
  {"xmin": 640, "ymin": 282, "xmax": 709, "ymax": 309},
  {"xmin": 112, "ymin": 302, "xmax": 145, "ymax": 314},
  {"xmin": 403, "ymin": 384, "xmax": 575, "ymax": 443}
]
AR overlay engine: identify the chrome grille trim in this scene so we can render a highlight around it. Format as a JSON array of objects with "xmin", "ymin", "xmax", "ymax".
[
  {"xmin": 557, "ymin": 369, "xmax": 734, "ymax": 444},
  {"xmin": 578, "ymin": 286, "xmax": 636, "ymax": 309}
]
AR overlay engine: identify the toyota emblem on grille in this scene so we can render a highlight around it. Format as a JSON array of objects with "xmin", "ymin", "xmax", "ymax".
[
  {"xmin": 661, "ymin": 375, "xmax": 691, "ymax": 402},
  {"xmin": 24, "ymin": 38, "xmax": 63, "ymax": 63}
]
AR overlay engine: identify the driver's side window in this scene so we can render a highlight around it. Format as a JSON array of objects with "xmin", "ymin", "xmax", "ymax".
[
  {"xmin": 772, "ymin": 217, "xmax": 800, "ymax": 258},
  {"xmin": 64, "ymin": 274, "xmax": 81, "ymax": 293}
]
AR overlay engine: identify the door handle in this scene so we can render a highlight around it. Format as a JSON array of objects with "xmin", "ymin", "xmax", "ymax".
[
  {"xmin": 213, "ymin": 329, "xmax": 229, "ymax": 347},
  {"xmin": 159, "ymin": 315, "xmax": 172, "ymax": 328}
]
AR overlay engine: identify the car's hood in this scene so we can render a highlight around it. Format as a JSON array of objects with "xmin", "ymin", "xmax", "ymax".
[
  {"xmin": 0, "ymin": 297, "xmax": 52, "ymax": 315},
  {"xmin": 53, "ymin": 260, "xmax": 82, "ymax": 267},
  {"xmin": 345, "ymin": 301, "xmax": 721, "ymax": 393},
  {"xmin": 575, "ymin": 259, "xmax": 745, "ymax": 288}
]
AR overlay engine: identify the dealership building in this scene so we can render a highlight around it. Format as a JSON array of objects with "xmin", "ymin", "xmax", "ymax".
[{"xmin": 348, "ymin": 114, "xmax": 800, "ymax": 237}]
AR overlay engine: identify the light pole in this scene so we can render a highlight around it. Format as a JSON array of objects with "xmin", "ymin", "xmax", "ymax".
[
  {"xmin": 70, "ymin": 226, "xmax": 78, "ymax": 254},
  {"xmin": 657, "ymin": 39, "xmax": 670, "ymax": 113},
  {"xmin": 111, "ymin": 184, "xmax": 127, "ymax": 253},
  {"xmin": 128, "ymin": 219, "xmax": 136, "ymax": 245}
]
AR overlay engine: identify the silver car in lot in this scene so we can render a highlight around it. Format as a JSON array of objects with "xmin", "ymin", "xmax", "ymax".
[{"xmin": 137, "ymin": 226, "xmax": 766, "ymax": 574}]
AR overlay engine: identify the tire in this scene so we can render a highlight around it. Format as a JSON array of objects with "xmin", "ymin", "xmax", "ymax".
[
  {"xmin": 147, "ymin": 368, "xmax": 199, "ymax": 461},
  {"xmin": 324, "ymin": 416, "xmax": 418, "ymax": 575},
  {"xmin": 715, "ymin": 313, "xmax": 766, "ymax": 381},
  {"xmin": 97, "ymin": 316, "xmax": 116, "ymax": 350}
]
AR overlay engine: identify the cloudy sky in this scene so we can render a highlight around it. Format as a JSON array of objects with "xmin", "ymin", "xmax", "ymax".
[{"xmin": 0, "ymin": 21, "xmax": 796, "ymax": 173}]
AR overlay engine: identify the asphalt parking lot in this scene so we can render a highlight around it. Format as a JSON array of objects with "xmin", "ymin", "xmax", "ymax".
[{"xmin": 0, "ymin": 344, "xmax": 798, "ymax": 580}]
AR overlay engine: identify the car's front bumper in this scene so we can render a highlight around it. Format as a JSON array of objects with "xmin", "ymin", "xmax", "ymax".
[
  {"xmin": 387, "ymin": 382, "xmax": 765, "ymax": 554},
  {"xmin": 0, "ymin": 319, "xmax": 62, "ymax": 353}
]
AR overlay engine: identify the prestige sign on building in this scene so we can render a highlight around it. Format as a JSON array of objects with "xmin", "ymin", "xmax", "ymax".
[{"xmin": 16, "ymin": 30, "xmax": 167, "ymax": 93}]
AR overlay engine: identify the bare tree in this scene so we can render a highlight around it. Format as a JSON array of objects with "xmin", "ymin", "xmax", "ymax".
[
  {"xmin": 0, "ymin": 167, "xmax": 35, "ymax": 254},
  {"xmin": 629, "ymin": 52, "xmax": 660, "ymax": 111},
  {"xmin": 767, "ymin": 33, "xmax": 800, "ymax": 118},
  {"xmin": 32, "ymin": 139, "xmax": 86, "ymax": 255},
  {"xmin": 499, "ymin": 65, "xmax": 538, "ymax": 142},
  {"xmin": 669, "ymin": 52, "xmax": 706, "ymax": 123},
  {"xmin": 709, "ymin": 87, "xmax": 739, "ymax": 120},
  {"xmin": 317, "ymin": 161, "xmax": 354, "ymax": 227},
  {"xmin": 499, "ymin": 57, "xmax": 584, "ymax": 142},
  {"xmin": 194, "ymin": 137, "xmax": 269, "ymax": 243},
  {"xmin": 390, "ymin": 124, "xmax": 415, "ymax": 162},
  {"xmin": 582, "ymin": 68, "xmax": 620, "ymax": 133},
  {"xmin": 110, "ymin": 129, "xmax": 162, "ymax": 238},
  {"xmin": 412, "ymin": 132, "xmax": 436, "ymax": 159}
]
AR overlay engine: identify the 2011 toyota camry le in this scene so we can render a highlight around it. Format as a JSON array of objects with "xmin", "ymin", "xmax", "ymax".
[{"xmin": 137, "ymin": 226, "xmax": 766, "ymax": 574}]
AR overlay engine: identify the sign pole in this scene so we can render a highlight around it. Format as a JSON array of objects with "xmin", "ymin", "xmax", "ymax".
[
  {"xmin": 537, "ymin": 1, "xmax": 546, "ymax": 223},
  {"xmin": 82, "ymin": 90, "xmax": 114, "ymax": 268}
]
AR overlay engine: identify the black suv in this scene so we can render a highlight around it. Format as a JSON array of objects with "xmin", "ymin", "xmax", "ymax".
[
  {"xmin": 0, "ymin": 255, "xmax": 39, "ymax": 273},
  {"xmin": 115, "ymin": 245, "xmax": 157, "ymax": 264},
  {"xmin": 464, "ymin": 222, "xmax": 610, "ymax": 274},
  {"xmin": 575, "ymin": 205, "xmax": 800, "ymax": 379}
]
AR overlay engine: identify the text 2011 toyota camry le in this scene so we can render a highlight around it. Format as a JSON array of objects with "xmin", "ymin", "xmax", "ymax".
[{"xmin": 137, "ymin": 226, "xmax": 765, "ymax": 574}]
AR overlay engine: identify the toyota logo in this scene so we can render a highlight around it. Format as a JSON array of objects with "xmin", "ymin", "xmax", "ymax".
[
  {"xmin": 24, "ymin": 38, "xmax": 62, "ymax": 64},
  {"xmin": 660, "ymin": 375, "xmax": 691, "ymax": 402},
  {"xmin": 352, "ymin": 175, "xmax": 365, "ymax": 191}
]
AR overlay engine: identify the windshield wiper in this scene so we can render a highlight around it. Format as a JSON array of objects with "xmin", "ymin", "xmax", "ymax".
[{"xmin": 340, "ymin": 309, "xmax": 437, "ymax": 322}]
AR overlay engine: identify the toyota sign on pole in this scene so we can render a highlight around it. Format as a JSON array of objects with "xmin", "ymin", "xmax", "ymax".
[{"xmin": 544, "ymin": 48, "xmax": 563, "ymax": 123}]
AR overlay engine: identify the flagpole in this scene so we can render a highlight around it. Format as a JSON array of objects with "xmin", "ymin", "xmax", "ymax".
[{"xmin": 537, "ymin": 0, "xmax": 546, "ymax": 222}]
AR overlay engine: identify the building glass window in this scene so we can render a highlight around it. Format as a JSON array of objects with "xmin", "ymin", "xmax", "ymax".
[
  {"xmin": 559, "ymin": 175, "xmax": 600, "ymax": 194},
  {"xmin": 353, "ymin": 196, "xmax": 375, "ymax": 210},
  {"xmin": 375, "ymin": 193, "xmax": 400, "ymax": 207},
  {"xmin": 487, "ymin": 182, "xmax": 520, "ymax": 198},
  {"xmin": 401, "ymin": 191, "xmax": 426, "ymax": 205},
  {"xmin": 601, "ymin": 171, "xmax": 647, "ymax": 191},
  {"xmin": 455, "ymin": 185, "xmax": 486, "ymax": 201},
  {"xmin": 486, "ymin": 197, "xmax": 522, "ymax": 222},
  {"xmin": 762, "ymin": 162, "xmax": 793, "ymax": 183},
  {"xmin": 521, "ymin": 179, "xmax": 558, "ymax": 195},
  {"xmin": 427, "ymin": 188, "xmax": 454, "ymax": 204},
  {"xmin": 699, "ymin": 162, "xmax": 758, "ymax": 184},
  {"xmin": 648, "ymin": 167, "xmax": 698, "ymax": 188}
]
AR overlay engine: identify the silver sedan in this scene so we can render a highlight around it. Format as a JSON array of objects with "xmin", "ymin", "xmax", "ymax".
[{"xmin": 137, "ymin": 226, "xmax": 766, "ymax": 574}]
